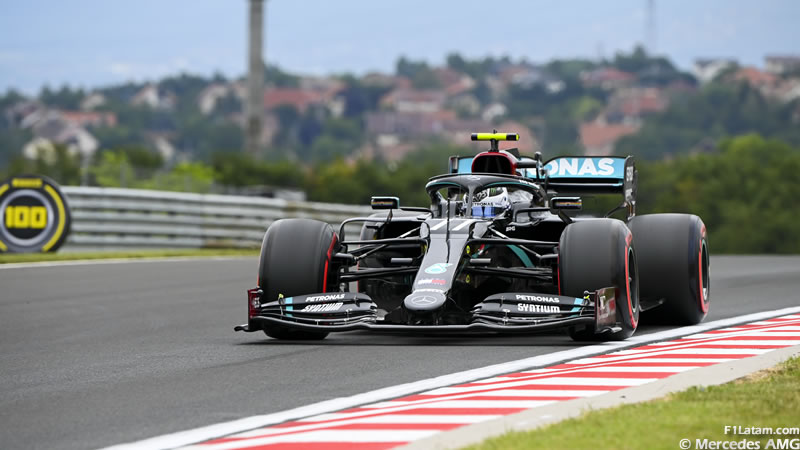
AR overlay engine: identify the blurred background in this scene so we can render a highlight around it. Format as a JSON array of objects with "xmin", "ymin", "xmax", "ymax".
[{"xmin": 1, "ymin": 0, "xmax": 798, "ymax": 253}]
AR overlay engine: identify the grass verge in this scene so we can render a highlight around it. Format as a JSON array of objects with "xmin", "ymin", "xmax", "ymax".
[
  {"xmin": 0, "ymin": 248, "xmax": 258, "ymax": 264},
  {"xmin": 466, "ymin": 356, "xmax": 800, "ymax": 450}
]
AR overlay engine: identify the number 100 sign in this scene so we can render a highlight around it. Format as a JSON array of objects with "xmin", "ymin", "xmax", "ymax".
[{"xmin": 0, "ymin": 175, "xmax": 71, "ymax": 253}]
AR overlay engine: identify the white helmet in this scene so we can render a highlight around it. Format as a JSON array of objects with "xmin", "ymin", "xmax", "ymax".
[{"xmin": 471, "ymin": 187, "xmax": 510, "ymax": 218}]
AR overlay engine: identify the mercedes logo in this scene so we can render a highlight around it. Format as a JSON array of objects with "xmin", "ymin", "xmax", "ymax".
[{"xmin": 410, "ymin": 295, "xmax": 436, "ymax": 306}]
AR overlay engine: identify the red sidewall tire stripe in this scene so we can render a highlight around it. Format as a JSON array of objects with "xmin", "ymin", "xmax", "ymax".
[
  {"xmin": 698, "ymin": 224, "xmax": 709, "ymax": 313},
  {"xmin": 322, "ymin": 234, "xmax": 338, "ymax": 293},
  {"xmin": 557, "ymin": 253, "xmax": 561, "ymax": 295},
  {"xmin": 624, "ymin": 232, "xmax": 638, "ymax": 328}
]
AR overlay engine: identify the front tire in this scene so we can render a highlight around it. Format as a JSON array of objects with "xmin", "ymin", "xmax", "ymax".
[
  {"xmin": 257, "ymin": 218, "xmax": 339, "ymax": 340},
  {"xmin": 559, "ymin": 219, "xmax": 639, "ymax": 341}
]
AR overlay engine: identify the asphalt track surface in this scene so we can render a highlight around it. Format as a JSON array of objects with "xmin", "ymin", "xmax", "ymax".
[{"xmin": 1, "ymin": 255, "xmax": 799, "ymax": 450}]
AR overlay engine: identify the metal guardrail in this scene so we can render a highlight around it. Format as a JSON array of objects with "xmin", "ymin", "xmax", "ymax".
[{"xmin": 61, "ymin": 186, "xmax": 373, "ymax": 250}]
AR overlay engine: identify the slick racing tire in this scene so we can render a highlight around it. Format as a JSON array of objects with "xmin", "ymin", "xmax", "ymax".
[
  {"xmin": 559, "ymin": 219, "xmax": 639, "ymax": 341},
  {"xmin": 628, "ymin": 213, "xmax": 709, "ymax": 325},
  {"xmin": 257, "ymin": 218, "xmax": 340, "ymax": 340}
]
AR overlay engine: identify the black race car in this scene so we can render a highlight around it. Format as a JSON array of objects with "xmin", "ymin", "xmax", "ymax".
[{"xmin": 236, "ymin": 133, "xmax": 710, "ymax": 341}]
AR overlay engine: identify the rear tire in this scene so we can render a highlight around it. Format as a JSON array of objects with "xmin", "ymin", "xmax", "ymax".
[
  {"xmin": 559, "ymin": 219, "xmax": 639, "ymax": 341},
  {"xmin": 257, "ymin": 218, "xmax": 339, "ymax": 340},
  {"xmin": 628, "ymin": 214, "xmax": 709, "ymax": 325}
]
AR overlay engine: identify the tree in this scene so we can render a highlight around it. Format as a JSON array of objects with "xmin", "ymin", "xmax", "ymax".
[
  {"xmin": 212, "ymin": 152, "xmax": 305, "ymax": 188},
  {"xmin": 0, "ymin": 89, "xmax": 26, "ymax": 113},
  {"xmin": 309, "ymin": 135, "xmax": 351, "ymax": 161},
  {"xmin": 0, "ymin": 128, "xmax": 32, "ymax": 171},
  {"xmin": 545, "ymin": 59, "xmax": 598, "ymax": 81},
  {"xmin": 5, "ymin": 143, "xmax": 81, "ymax": 185},
  {"xmin": 609, "ymin": 45, "xmax": 694, "ymax": 86},
  {"xmin": 306, "ymin": 158, "xmax": 369, "ymax": 203},
  {"xmin": 90, "ymin": 151, "xmax": 134, "ymax": 187},
  {"xmin": 110, "ymin": 147, "xmax": 156, "ymax": 166},
  {"xmin": 395, "ymin": 57, "xmax": 442, "ymax": 89},
  {"xmin": 636, "ymin": 134, "xmax": 800, "ymax": 253},
  {"xmin": 615, "ymin": 82, "xmax": 800, "ymax": 159},
  {"xmin": 39, "ymin": 85, "xmax": 85, "ymax": 109},
  {"xmin": 470, "ymin": 80, "xmax": 493, "ymax": 106},
  {"xmin": 265, "ymin": 64, "xmax": 300, "ymax": 88},
  {"xmin": 140, "ymin": 162, "xmax": 215, "ymax": 193},
  {"xmin": 338, "ymin": 76, "xmax": 392, "ymax": 117},
  {"xmin": 445, "ymin": 53, "xmax": 498, "ymax": 80},
  {"xmin": 93, "ymin": 126, "xmax": 149, "ymax": 152}
]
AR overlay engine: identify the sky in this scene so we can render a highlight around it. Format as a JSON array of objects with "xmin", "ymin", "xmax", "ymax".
[{"xmin": 0, "ymin": 0, "xmax": 798, "ymax": 94}]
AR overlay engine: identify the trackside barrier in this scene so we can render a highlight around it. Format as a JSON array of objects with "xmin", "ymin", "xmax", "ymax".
[{"xmin": 60, "ymin": 186, "xmax": 373, "ymax": 250}]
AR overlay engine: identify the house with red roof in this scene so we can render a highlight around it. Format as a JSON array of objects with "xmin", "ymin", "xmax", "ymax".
[
  {"xmin": 580, "ymin": 68, "xmax": 636, "ymax": 90},
  {"xmin": 579, "ymin": 121, "xmax": 639, "ymax": 156},
  {"xmin": 605, "ymin": 87, "xmax": 668, "ymax": 123},
  {"xmin": 733, "ymin": 67, "xmax": 778, "ymax": 89},
  {"xmin": 380, "ymin": 88, "xmax": 447, "ymax": 113},
  {"xmin": 60, "ymin": 111, "xmax": 117, "ymax": 128},
  {"xmin": 263, "ymin": 88, "xmax": 326, "ymax": 113}
]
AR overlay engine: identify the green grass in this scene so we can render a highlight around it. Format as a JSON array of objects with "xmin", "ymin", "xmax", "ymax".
[
  {"xmin": 466, "ymin": 357, "xmax": 800, "ymax": 450},
  {"xmin": 0, "ymin": 248, "xmax": 258, "ymax": 264}
]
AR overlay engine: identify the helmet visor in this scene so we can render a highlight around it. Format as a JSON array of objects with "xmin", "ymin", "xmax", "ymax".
[{"xmin": 472, "ymin": 205, "xmax": 506, "ymax": 218}]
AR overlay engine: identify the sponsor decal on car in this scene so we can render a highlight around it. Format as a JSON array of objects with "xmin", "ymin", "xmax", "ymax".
[
  {"xmin": 517, "ymin": 303, "xmax": 561, "ymax": 313},
  {"xmin": 304, "ymin": 293, "xmax": 346, "ymax": 303},
  {"xmin": 544, "ymin": 157, "xmax": 623, "ymax": 178},
  {"xmin": 515, "ymin": 294, "xmax": 561, "ymax": 303},
  {"xmin": 425, "ymin": 263, "xmax": 452, "ymax": 274},
  {"xmin": 597, "ymin": 293, "xmax": 616, "ymax": 320},
  {"xmin": 410, "ymin": 295, "xmax": 437, "ymax": 306},
  {"xmin": 413, "ymin": 288, "xmax": 445, "ymax": 293},
  {"xmin": 417, "ymin": 278, "xmax": 446, "ymax": 285},
  {"xmin": 301, "ymin": 302, "xmax": 343, "ymax": 312}
]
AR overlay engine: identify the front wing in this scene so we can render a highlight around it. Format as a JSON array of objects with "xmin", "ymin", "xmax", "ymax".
[{"xmin": 235, "ymin": 288, "xmax": 622, "ymax": 335}]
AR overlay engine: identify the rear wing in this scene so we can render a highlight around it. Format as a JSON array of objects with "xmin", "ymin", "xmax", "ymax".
[
  {"xmin": 543, "ymin": 156, "xmax": 637, "ymax": 217},
  {"xmin": 449, "ymin": 154, "xmax": 637, "ymax": 213},
  {"xmin": 543, "ymin": 156, "xmax": 635, "ymax": 198}
]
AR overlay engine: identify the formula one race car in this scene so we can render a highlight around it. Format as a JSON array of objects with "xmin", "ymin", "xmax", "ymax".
[{"xmin": 236, "ymin": 132, "xmax": 710, "ymax": 341}]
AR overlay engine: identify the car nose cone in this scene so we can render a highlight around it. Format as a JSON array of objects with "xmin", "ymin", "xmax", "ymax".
[{"xmin": 403, "ymin": 290, "xmax": 447, "ymax": 312}]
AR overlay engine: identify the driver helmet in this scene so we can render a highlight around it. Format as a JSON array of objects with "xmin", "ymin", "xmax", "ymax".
[{"xmin": 471, "ymin": 187, "xmax": 510, "ymax": 218}]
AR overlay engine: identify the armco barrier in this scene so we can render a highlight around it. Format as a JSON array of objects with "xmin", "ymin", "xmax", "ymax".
[{"xmin": 60, "ymin": 186, "xmax": 373, "ymax": 250}]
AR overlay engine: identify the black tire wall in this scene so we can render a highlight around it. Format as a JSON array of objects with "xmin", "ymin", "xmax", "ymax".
[
  {"xmin": 559, "ymin": 219, "xmax": 640, "ymax": 340},
  {"xmin": 257, "ymin": 218, "xmax": 339, "ymax": 339},
  {"xmin": 628, "ymin": 213, "xmax": 709, "ymax": 325}
]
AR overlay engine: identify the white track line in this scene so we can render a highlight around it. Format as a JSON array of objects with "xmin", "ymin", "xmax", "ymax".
[
  {"xmin": 100, "ymin": 305, "xmax": 800, "ymax": 450},
  {"xmin": 181, "ymin": 429, "xmax": 438, "ymax": 449},
  {"xmin": 562, "ymin": 357, "xmax": 734, "ymax": 364},
  {"xmin": 450, "ymin": 389, "xmax": 609, "ymax": 398},
  {"xmin": 0, "ymin": 256, "xmax": 251, "ymax": 270},
  {"xmin": 568, "ymin": 366, "xmax": 696, "ymax": 373}
]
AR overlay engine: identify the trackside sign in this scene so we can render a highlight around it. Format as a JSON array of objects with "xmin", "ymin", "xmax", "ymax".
[{"xmin": 0, "ymin": 175, "xmax": 71, "ymax": 253}]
